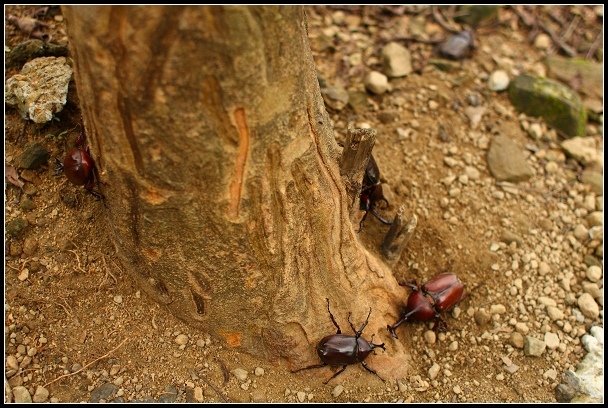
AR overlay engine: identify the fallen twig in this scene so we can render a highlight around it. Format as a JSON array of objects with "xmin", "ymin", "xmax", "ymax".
[
  {"xmin": 538, "ymin": 19, "xmax": 577, "ymax": 56},
  {"xmin": 43, "ymin": 338, "xmax": 128, "ymax": 388},
  {"xmin": 432, "ymin": 6, "xmax": 461, "ymax": 33},
  {"xmin": 199, "ymin": 371, "xmax": 229, "ymax": 402},
  {"xmin": 586, "ymin": 30, "xmax": 602, "ymax": 59}
]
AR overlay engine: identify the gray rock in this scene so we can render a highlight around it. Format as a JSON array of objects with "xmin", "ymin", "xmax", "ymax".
[
  {"xmin": 364, "ymin": 71, "xmax": 389, "ymax": 95},
  {"xmin": 508, "ymin": 74, "xmax": 587, "ymax": 137},
  {"xmin": 381, "ymin": 42, "xmax": 412, "ymax": 78},
  {"xmin": 561, "ymin": 137, "xmax": 602, "ymax": 167},
  {"xmin": 577, "ymin": 293, "xmax": 600, "ymax": 319},
  {"xmin": 321, "ymin": 85, "xmax": 349, "ymax": 111},
  {"xmin": 90, "ymin": 383, "xmax": 118, "ymax": 403},
  {"xmin": 17, "ymin": 143, "xmax": 50, "ymax": 169},
  {"xmin": 438, "ymin": 31, "xmax": 475, "ymax": 60},
  {"xmin": 33, "ymin": 386, "xmax": 49, "ymax": 403},
  {"xmin": 524, "ymin": 336, "xmax": 546, "ymax": 356},
  {"xmin": 6, "ymin": 39, "xmax": 68, "ymax": 69},
  {"xmin": 5, "ymin": 56, "xmax": 73, "ymax": 123},
  {"xmin": 12, "ymin": 386, "xmax": 32, "ymax": 403},
  {"xmin": 556, "ymin": 326, "xmax": 603, "ymax": 403},
  {"xmin": 488, "ymin": 70, "xmax": 510, "ymax": 91},
  {"xmin": 487, "ymin": 135, "xmax": 534, "ymax": 182},
  {"xmin": 157, "ymin": 385, "xmax": 178, "ymax": 403}
]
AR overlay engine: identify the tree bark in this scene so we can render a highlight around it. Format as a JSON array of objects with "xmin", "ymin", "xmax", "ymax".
[{"xmin": 63, "ymin": 5, "xmax": 410, "ymax": 377}]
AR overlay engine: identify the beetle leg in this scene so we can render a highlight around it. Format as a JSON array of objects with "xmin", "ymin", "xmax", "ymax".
[
  {"xmin": 386, "ymin": 307, "xmax": 419, "ymax": 339},
  {"xmin": 355, "ymin": 307, "xmax": 372, "ymax": 338},
  {"xmin": 325, "ymin": 298, "xmax": 341, "ymax": 334},
  {"xmin": 398, "ymin": 280, "xmax": 419, "ymax": 291},
  {"xmin": 360, "ymin": 361, "xmax": 384, "ymax": 382},
  {"xmin": 357, "ymin": 210, "xmax": 369, "ymax": 232},
  {"xmin": 369, "ymin": 334, "xmax": 386, "ymax": 351},
  {"xmin": 370, "ymin": 207, "xmax": 393, "ymax": 225},
  {"xmin": 54, "ymin": 158, "xmax": 64, "ymax": 176},
  {"xmin": 291, "ymin": 363, "xmax": 326, "ymax": 373},
  {"xmin": 323, "ymin": 365, "xmax": 347, "ymax": 384},
  {"xmin": 434, "ymin": 316, "xmax": 448, "ymax": 333}
]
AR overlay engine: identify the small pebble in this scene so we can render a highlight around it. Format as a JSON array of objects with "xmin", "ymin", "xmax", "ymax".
[
  {"xmin": 586, "ymin": 265, "xmax": 602, "ymax": 282},
  {"xmin": 175, "ymin": 334, "xmax": 189, "ymax": 346},
  {"xmin": 254, "ymin": 367, "xmax": 265, "ymax": 376},
  {"xmin": 113, "ymin": 295, "xmax": 123, "ymax": 304},
  {"xmin": 510, "ymin": 332, "xmax": 524, "ymax": 349},
  {"xmin": 577, "ymin": 293, "xmax": 600, "ymax": 319},
  {"xmin": 424, "ymin": 330, "xmax": 436, "ymax": 344},
  {"xmin": 13, "ymin": 386, "xmax": 32, "ymax": 403},
  {"xmin": 515, "ymin": 322, "xmax": 529, "ymax": 334},
  {"xmin": 297, "ymin": 391, "xmax": 306, "ymax": 402},
  {"xmin": 544, "ymin": 332, "xmax": 560, "ymax": 350},
  {"xmin": 32, "ymin": 386, "xmax": 49, "ymax": 403},
  {"xmin": 428, "ymin": 363, "xmax": 440, "ymax": 380},
  {"xmin": 534, "ymin": 33, "xmax": 551, "ymax": 49},
  {"xmin": 474, "ymin": 309, "xmax": 491, "ymax": 326},
  {"xmin": 231, "ymin": 368, "xmax": 248, "ymax": 382},
  {"xmin": 488, "ymin": 70, "xmax": 509, "ymax": 91},
  {"xmin": 524, "ymin": 336, "xmax": 546, "ymax": 356},
  {"xmin": 332, "ymin": 384, "xmax": 344, "ymax": 398}
]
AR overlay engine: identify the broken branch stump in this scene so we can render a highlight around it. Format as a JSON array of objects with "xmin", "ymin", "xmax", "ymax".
[
  {"xmin": 381, "ymin": 205, "xmax": 418, "ymax": 265},
  {"xmin": 339, "ymin": 127, "xmax": 376, "ymax": 215}
]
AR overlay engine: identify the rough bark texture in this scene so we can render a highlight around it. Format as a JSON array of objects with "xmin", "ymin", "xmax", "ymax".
[
  {"xmin": 339, "ymin": 127, "xmax": 376, "ymax": 215},
  {"xmin": 63, "ymin": 5, "xmax": 410, "ymax": 377}
]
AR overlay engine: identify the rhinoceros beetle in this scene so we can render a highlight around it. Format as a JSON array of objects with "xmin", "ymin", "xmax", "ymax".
[
  {"xmin": 292, "ymin": 298, "xmax": 386, "ymax": 384},
  {"xmin": 55, "ymin": 133, "xmax": 104, "ymax": 201},
  {"xmin": 387, "ymin": 273, "xmax": 465, "ymax": 339},
  {"xmin": 358, "ymin": 154, "xmax": 392, "ymax": 231}
]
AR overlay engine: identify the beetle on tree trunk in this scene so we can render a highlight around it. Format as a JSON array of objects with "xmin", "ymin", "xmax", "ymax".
[{"xmin": 358, "ymin": 154, "xmax": 392, "ymax": 231}]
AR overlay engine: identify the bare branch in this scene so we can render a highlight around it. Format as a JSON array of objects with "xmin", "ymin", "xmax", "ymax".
[
  {"xmin": 339, "ymin": 127, "xmax": 376, "ymax": 210},
  {"xmin": 381, "ymin": 206, "xmax": 417, "ymax": 265}
]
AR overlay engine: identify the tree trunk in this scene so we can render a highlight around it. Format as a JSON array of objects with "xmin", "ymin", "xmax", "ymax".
[{"xmin": 63, "ymin": 5, "xmax": 410, "ymax": 378}]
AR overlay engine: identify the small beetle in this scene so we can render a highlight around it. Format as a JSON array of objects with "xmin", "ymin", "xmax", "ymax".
[
  {"xmin": 56, "ymin": 133, "xmax": 104, "ymax": 200},
  {"xmin": 292, "ymin": 298, "xmax": 386, "ymax": 384},
  {"xmin": 359, "ymin": 155, "xmax": 392, "ymax": 231},
  {"xmin": 387, "ymin": 273, "xmax": 465, "ymax": 338}
]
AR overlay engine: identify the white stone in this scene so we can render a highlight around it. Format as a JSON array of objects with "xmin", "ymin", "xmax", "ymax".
[
  {"xmin": 488, "ymin": 70, "xmax": 510, "ymax": 91},
  {"xmin": 364, "ymin": 71, "xmax": 389, "ymax": 95}
]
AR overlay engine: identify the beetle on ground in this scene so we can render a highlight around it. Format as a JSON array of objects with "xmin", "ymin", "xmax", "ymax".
[
  {"xmin": 387, "ymin": 273, "xmax": 465, "ymax": 338},
  {"xmin": 292, "ymin": 298, "xmax": 386, "ymax": 384}
]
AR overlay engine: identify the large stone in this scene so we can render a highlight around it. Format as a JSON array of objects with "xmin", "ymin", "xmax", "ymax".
[
  {"xmin": 508, "ymin": 74, "xmax": 587, "ymax": 137},
  {"xmin": 5, "ymin": 56, "xmax": 72, "ymax": 123},
  {"xmin": 487, "ymin": 135, "xmax": 534, "ymax": 182},
  {"xmin": 381, "ymin": 42, "xmax": 412, "ymax": 78}
]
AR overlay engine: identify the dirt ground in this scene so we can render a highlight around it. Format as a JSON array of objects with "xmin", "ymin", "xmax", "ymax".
[{"xmin": 4, "ymin": 5, "xmax": 604, "ymax": 403}]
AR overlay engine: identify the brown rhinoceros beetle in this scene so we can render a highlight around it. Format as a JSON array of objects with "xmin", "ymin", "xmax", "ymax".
[
  {"xmin": 387, "ymin": 273, "xmax": 465, "ymax": 338},
  {"xmin": 358, "ymin": 154, "xmax": 392, "ymax": 231},
  {"xmin": 56, "ymin": 133, "xmax": 104, "ymax": 200},
  {"xmin": 292, "ymin": 298, "xmax": 386, "ymax": 384}
]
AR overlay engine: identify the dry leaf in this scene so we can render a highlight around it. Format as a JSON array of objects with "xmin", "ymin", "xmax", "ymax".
[{"xmin": 6, "ymin": 165, "xmax": 25, "ymax": 189}]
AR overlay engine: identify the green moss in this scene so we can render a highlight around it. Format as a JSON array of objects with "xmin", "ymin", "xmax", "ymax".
[
  {"xmin": 508, "ymin": 74, "xmax": 587, "ymax": 137},
  {"xmin": 456, "ymin": 5, "xmax": 499, "ymax": 27}
]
